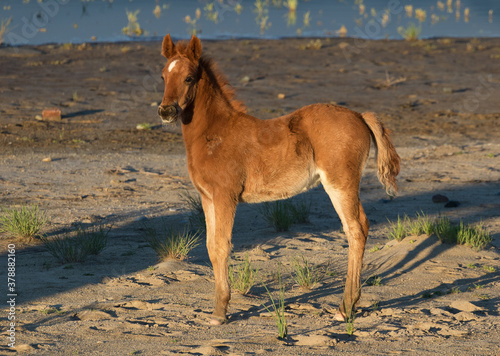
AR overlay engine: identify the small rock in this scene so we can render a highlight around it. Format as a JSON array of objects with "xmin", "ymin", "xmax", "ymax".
[
  {"xmin": 432, "ymin": 194, "xmax": 449, "ymax": 203},
  {"xmin": 42, "ymin": 157, "xmax": 52, "ymax": 162},
  {"xmin": 453, "ymin": 311, "xmax": 478, "ymax": 321},
  {"xmin": 240, "ymin": 76, "xmax": 250, "ymax": 84},
  {"xmin": 445, "ymin": 201, "xmax": 460, "ymax": 208},
  {"xmin": 277, "ymin": 93, "xmax": 286, "ymax": 99}
]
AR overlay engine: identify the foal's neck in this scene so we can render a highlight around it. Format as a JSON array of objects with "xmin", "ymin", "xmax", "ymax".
[{"xmin": 193, "ymin": 67, "xmax": 235, "ymax": 126}]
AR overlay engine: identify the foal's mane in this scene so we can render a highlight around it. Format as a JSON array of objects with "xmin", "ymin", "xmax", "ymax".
[
  {"xmin": 175, "ymin": 41, "xmax": 246, "ymax": 113},
  {"xmin": 199, "ymin": 55, "xmax": 247, "ymax": 113}
]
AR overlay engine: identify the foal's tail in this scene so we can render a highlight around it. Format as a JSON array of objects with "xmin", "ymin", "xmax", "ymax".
[{"xmin": 361, "ymin": 112, "xmax": 401, "ymax": 197}]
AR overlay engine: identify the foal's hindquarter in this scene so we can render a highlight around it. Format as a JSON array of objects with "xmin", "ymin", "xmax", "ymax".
[{"xmin": 186, "ymin": 101, "xmax": 372, "ymax": 323}]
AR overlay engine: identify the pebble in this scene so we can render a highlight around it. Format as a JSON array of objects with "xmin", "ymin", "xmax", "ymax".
[
  {"xmin": 444, "ymin": 201, "xmax": 460, "ymax": 208},
  {"xmin": 277, "ymin": 93, "xmax": 286, "ymax": 99},
  {"xmin": 432, "ymin": 194, "xmax": 449, "ymax": 203},
  {"xmin": 42, "ymin": 157, "xmax": 52, "ymax": 162}
]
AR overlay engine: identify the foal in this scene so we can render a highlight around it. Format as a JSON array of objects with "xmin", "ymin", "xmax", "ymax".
[{"xmin": 158, "ymin": 34, "xmax": 400, "ymax": 325}]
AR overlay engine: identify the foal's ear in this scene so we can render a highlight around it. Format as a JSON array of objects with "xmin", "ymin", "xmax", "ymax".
[
  {"xmin": 162, "ymin": 34, "xmax": 176, "ymax": 58},
  {"xmin": 187, "ymin": 35, "xmax": 202, "ymax": 61}
]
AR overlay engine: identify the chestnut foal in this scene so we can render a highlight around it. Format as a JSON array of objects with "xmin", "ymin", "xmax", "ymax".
[{"xmin": 158, "ymin": 34, "xmax": 400, "ymax": 325}]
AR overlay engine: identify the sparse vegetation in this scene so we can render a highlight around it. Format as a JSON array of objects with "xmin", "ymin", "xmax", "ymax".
[
  {"xmin": 366, "ymin": 275, "xmax": 383, "ymax": 286},
  {"xmin": 387, "ymin": 213, "xmax": 491, "ymax": 251},
  {"xmin": 180, "ymin": 190, "xmax": 206, "ymax": 231},
  {"xmin": 261, "ymin": 266, "xmax": 288, "ymax": 339},
  {"xmin": 0, "ymin": 17, "xmax": 12, "ymax": 46},
  {"xmin": 259, "ymin": 198, "xmax": 311, "ymax": 232},
  {"xmin": 144, "ymin": 223, "xmax": 201, "ymax": 260},
  {"xmin": 0, "ymin": 204, "xmax": 48, "ymax": 240},
  {"xmin": 41, "ymin": 225, "xmax": 110, "ymax": 264},
  {"xmin": 260, "ymin": 201, "xmax": 293, "ymax": 232},
  {"xmin": 387, "ymin": 215, "xmax": 409, "ymax": 241},
  {"xmin": 229, "ymin": 254, "xmax": 258, "ymax": 295},
  {"xmin": 291, "ymin": 256, "xmax": 324, "ymax": 290},
  {"xmin": 398, "ymin": 23, "xmax": 422, "ymax": 41}
]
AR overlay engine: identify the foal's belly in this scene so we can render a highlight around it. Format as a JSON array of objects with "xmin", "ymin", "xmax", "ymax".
[{"xmin": 239, "ymin": 166, "xmax": 321, "ymax": 204}]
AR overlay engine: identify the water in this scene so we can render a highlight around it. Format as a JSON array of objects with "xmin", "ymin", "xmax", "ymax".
[{"xmin": 1, "ymin": 0, "xmax": 499, "ymax": 46}]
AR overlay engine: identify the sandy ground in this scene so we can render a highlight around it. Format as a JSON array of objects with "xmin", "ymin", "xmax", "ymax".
[{"xmin": 0, "ymin": 37, "xmax": 499, "ymax": 355}]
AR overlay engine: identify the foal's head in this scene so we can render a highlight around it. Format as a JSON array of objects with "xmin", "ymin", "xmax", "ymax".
[{"xmin": 158, "ymin": 34, "xmax": 202, "ymax": 124}]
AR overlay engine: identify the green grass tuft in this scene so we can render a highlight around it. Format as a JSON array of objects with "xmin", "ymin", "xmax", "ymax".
[
  {"xmin": 259, "ymin": 198, "xmax": 311, "ymax": 232},
  {"xmin": 291, "ymin": 256, "xmax": 325, "ymax": 290},
  {"xmin": 180, "ymin": 191, "xmax": 206, "ymax": 231},
  {"xmin": 0, "ymin": 204, "xmax": 48, "ymax": 240},
  {"xmin": 260, "ymin": 201, "xmax": 293, "ymax": 232},
  {"xmin": 229, "ymin": 254, "xmax": 258, "ymax": 295},
  {"xmin": 261, "ymin": 265, "xmax": 288, "ymax": 339},
  {"xmin": 144, "ymin": 223, "xmax": 201, "ymax": 261},
  {"xmin": 41, "ymin": 225, "xmax": 110, "ymax": 264}
]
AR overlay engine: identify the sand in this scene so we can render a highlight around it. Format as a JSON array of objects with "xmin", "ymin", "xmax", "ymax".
[{"xmin": 0, "ymin": 37, "xmax": 499, "ymax": 355}]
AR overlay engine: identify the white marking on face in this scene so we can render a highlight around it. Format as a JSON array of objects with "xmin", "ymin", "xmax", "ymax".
[{"xmin": 168, "ymin": 60, "xmax": 178, "ymax": 72}]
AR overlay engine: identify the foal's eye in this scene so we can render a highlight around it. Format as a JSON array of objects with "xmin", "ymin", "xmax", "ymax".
[
  {"xmin": 184, "ymin": 76, "xmax": 194, "ymax": 84},
  {"xmin": 161, "ymin": 76, "xmax": 164, "ymax": 82}
]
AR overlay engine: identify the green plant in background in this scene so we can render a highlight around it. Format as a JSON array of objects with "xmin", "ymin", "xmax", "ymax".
[
  {"xmin": 289, "ymin": 198, "xmax": 311, "ymax": 224},
  {"xmin": 180, "ymin": 190, "xmax": 206, "ymax": 231},
  {"xmin": 122, "ymin": 9, "xmax": 143, "ymax": 36},
  {"xmin": 260, "ymin": 201, "xmax": 293, "ymax": 232},
  {"xmin": 387, "ymin": 212, "xmax": 492, "ymax": 251},
  {"xmin": 0, "ymin": 204, "xmax": 48, "ymax": 240},
  {"xmin": 398, "ymin": 23, "xmax": 421, "ymax": 41},
  {"xmin": 41, "ymin": 225, "xmax": 110, "ymax": 264},
  {"xmin": 261, "ymin": 265, "xmax": 288, "ymax": 339},
  {"xmin": 144, "ymin": 223, "xmax": 201, "ymax": 261},
  {"xmin": 456, "ymin": 221, "xmax": 492, "ymax": 251},
  {"xmin": 0, "ymin": 17, "xmax": 12, "ymax": 46},
  {"xmin": 229, "ymin": 254, "xmax": 258, "ymax": 295},
  {"xmin": 259, "ymin": 198, "xmax": 311, "ymax": 232},
  {"xmin": 387, "ymin": 214, "xmax": 409, "ymax": 241},
  {"xmin": 291, "ymin": 255, "xmax": 323, "ymax": 290}
]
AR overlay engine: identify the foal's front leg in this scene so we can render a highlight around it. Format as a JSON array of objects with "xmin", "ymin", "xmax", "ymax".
[{"xmin": 201, "ymin": 194, "xmax": 237, "ymax": 325}]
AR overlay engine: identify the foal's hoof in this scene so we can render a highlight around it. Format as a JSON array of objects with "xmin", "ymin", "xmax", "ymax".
[
  {"xmin": 209, "ymin": 316, "xmax": 226, "ymax": 326},
  {"xmin": 334, "ymin": 310, "xmax": 346, "ymax": 322}
]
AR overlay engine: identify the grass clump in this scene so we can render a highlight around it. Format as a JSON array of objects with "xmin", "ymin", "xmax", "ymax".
[
  {"xmin": 260, "ymin": 201, "xmax": 293, "ymax": 232},
  {"xmin": 41, "ymin": 225, "xmax": 110, "ymax": 264},
  {"xmin": 387, "ymin": 215, "xmax": 410, "ymax": 241},
  {"xmin": 259, "ymin": 198, "xmax": 311, "ymax": 232},
  {"xmin": 261, "ymin": 266, "xmax": 288, "ymax": 339},
  {"xmin": 365, "ymin": 275, "xmax": 383, "ymax": 286},
  {"xmin": 0, "ymin": 204, "xmax": 48, "ymax": 240},
  {"xmin": 180, "ymin": 191, "xmax": 205, "ymax": 231},
  {"xmin": 229, "ymin": 254, "xmax": 258, "ymax": 295},
  {"xmin": 291, "ymin": 256, "xmax": 324, "ymax": 290},
  {"xmin": 144, "ymin": 223, "xmax": 201, "ymax": 261},
  {"xmin": 386, "ymin": 212, "xmax": 491, "ymax": 251},
  {"xmin": 456, "ymin": 221, "xmax": 492, "ymax": 251}
]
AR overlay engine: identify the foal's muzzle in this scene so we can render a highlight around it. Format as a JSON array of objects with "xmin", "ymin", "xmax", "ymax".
[{"xmin": 158, "ymin": 104, "xmax": 179, "ymax": 124}]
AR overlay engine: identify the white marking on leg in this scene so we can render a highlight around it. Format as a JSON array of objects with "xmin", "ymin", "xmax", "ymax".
[{"xmin": 168, "ymin": 60, "xmax": 178, "ymax": 72}]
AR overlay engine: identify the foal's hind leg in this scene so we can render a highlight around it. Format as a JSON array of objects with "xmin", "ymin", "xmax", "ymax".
[
  {"xmin": 322, "ymin": 180, "xmax": 368, "ymax": 321},
  {"xmin": 201, "ymin": 194, "xmax": 237, "ymax": 325}
]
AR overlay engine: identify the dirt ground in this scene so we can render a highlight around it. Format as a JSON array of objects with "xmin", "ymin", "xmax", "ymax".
[{"xmin": 0, "ymin": 37, "xmax": 499, "ymax": 355}]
